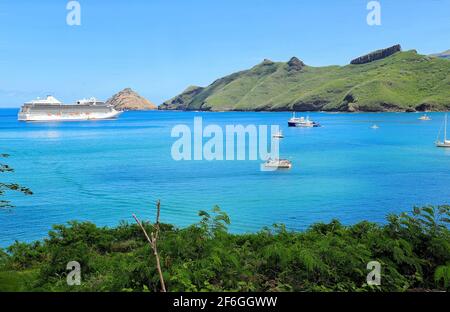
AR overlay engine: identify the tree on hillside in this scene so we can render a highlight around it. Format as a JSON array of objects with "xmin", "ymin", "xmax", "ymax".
[{"xmin": 0, "ymin": 154, "xmax": 32, "ymax": 208}]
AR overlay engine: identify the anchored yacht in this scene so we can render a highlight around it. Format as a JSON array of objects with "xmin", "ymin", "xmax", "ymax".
[
  {"xmin": 288, "ymin": 112, "xmax": 320, "ymax": 127},
  {"xmin": 436, "ymin": 114, "xmax": 450, "ymax": 148},
  {"xmin": 262, "ymin": 158, "xmax": 292, "ymax": 169},
  {"xmin": 18, "ymin": 95, "xmax": 122, "ymax": 122},
  {"xmin": 273, "ymin": 130, "xmax": 284, "ymax": 138},
  {"xmin": 418, "ymin": 114, "xmax": 431, "ymax": 121}
]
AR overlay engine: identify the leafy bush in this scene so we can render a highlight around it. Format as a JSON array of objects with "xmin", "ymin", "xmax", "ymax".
[
  {"xmin": 0, "ymin": 206, "xmax": 449, "ymax": 292},
  {"xmin": 0, "ymin": 153, "xmax": 32, "ymax": 209}
]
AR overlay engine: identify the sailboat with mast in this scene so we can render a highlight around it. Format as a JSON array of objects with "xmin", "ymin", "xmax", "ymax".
[{"xmin": 436, "ymin": 114, "xmax": 450, "ymax": 148}]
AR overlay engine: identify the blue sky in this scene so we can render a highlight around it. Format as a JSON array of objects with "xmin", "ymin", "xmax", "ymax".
[{"xmin": 0, "ymin": 0, "xmax": 449, "ymax": 107}]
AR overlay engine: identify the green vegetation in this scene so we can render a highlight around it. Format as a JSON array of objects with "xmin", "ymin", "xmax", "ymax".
[
  {"xmin": 160, "ymin": 50, "xmax": 450, "ymax": 112},
  {"xmin": 1, "ymin": 205, "xmax": 449, "ymax": 292},
  {"xmin": 0, "ymin": 153, "xmax": 32, "ymax": 208},
  {"xmin": 430, "ymin": 49, "xmax": 450, "ymax": 60}
]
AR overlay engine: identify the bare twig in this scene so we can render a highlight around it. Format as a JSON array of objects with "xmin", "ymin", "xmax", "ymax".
[{"xmin": 133, "ymin": 200, "xmax": 166, "ymax": 292}]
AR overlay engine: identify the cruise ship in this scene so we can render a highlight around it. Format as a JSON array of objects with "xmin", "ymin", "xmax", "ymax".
[{"xmin": 18, "ymin": 95, "xmax": 122, "ymax": 121}]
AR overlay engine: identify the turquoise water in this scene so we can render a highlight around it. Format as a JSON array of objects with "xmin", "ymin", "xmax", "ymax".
[{"xmin": 1, "ymin": 109, "xmax": 450, "ymax": 247}]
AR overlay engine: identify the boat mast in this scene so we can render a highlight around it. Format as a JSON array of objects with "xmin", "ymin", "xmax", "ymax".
[{"xmin": 445, "ymin": 114, "xmax": 448, "ymax": 141}]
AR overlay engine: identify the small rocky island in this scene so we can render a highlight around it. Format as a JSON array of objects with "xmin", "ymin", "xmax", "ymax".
[{"xmin": 106, "ymin": 88, "xmax": 156, "ymax": 111}]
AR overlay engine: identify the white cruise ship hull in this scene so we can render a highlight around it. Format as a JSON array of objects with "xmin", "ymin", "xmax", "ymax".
[
  {"xmin": 18, "ymin": 109, "xmax": 121, "ymax": 122},
  {"xmin": 18, "ymin": 96, "xmax": 123, "ymax": 122}
]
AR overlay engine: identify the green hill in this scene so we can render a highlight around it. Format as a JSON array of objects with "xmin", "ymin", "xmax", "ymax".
[
  {"xmin": 160, "ymin": 49, "xmax": 450, "ymax": 112},
  {"xmin": 430, "ymin": 49, "xmax": 450, "ymax": 60}
]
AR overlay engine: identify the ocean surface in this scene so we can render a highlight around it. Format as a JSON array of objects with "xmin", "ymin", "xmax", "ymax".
[{"xmin": 1, "ymin": 109, "xmax": 450, "ymax": 247}]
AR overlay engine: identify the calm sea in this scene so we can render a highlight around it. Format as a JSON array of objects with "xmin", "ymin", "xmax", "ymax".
[{"xmin": 1, "ymin": 109, "xmax": 449, "ymax": 247}]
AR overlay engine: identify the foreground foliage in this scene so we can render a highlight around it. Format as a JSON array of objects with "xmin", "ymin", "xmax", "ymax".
[
  {"xmin": 0, "ymin": 205, "xmax": 449, "ymax": 292},
  {"xmin": 0, "ymin": 153, "xmax": 32, "ymax": 209}
]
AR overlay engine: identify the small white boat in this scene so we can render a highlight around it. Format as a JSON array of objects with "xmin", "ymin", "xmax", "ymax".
[
  {"xmin": 436, "ymin": 114, "xmax": 450, "ymax": 148},
  {"xmin": 263, "ymin": 158, "xmax": 292, "ymax": 169},
  {"xmin": 418, "ymin": 114, "xmax": 431, "ymax": 121},
  {"xmin": 371, "ymin": 124, "xmax": 379, "ymax": 129},
  {"xmin": 273, "ymin": 130, "xmax": 284, "ymax": 138},
  {"xmin": 288, "ymin": 112, "xmax": 320, "ymax": 127}
]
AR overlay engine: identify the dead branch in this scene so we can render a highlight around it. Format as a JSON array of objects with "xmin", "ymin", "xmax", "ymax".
[{"xmin": 133, "ymin": 199, "xmax": 166, "ymax": 292}]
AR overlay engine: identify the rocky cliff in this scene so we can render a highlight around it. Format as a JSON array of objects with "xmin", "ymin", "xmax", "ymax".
[
  {"xmin": 106, "ymin": 88, "xmax": 156, "ymax": 111},
  {"xmin": 287, "ymin": 57, "xmax": 305, "ymax": 71},
  {"xmin": 350, "ymin": 44, "xmax": 402, "ymax": 65}
]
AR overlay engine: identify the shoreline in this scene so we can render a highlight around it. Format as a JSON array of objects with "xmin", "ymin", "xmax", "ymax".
[{"xmin": 2, "ymin": 107, "xmax": 450, "ymax": 114}]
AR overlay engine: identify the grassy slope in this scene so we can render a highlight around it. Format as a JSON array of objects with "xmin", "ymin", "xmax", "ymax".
[
  {"xmin": 161, "ymin": 51, "xmax": 450, "ymax": 112},
  {"xmin": 431, "ymin": 49, "xmax": 450, "ymax": 60}
]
